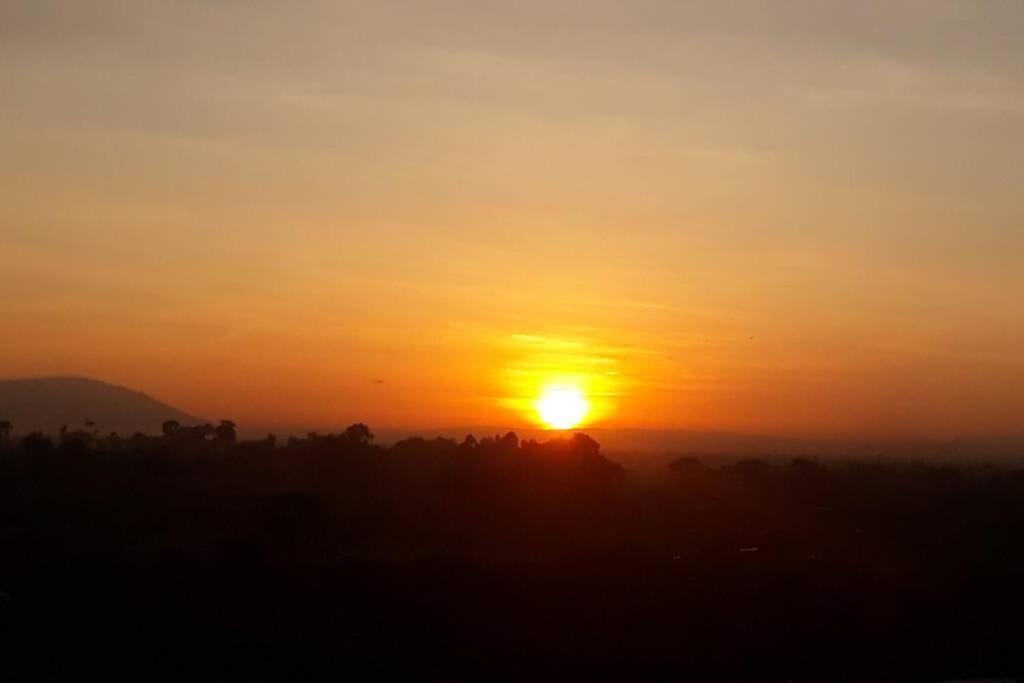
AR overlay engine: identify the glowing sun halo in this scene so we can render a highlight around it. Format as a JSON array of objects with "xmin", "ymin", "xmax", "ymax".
[{"xmin": 536, "ymin": 385, "xmax": 590, "ymax": 430}]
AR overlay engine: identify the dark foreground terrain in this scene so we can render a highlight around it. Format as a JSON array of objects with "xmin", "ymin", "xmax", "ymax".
[{"xmin": 2, "ymin": 424, "xmax": 1024, "ymax": 681}]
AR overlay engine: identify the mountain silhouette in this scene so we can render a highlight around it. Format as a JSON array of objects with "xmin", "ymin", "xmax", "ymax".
[{"xmin": 0, "ymin": 376, "xmax": 202, "ymax": 436}]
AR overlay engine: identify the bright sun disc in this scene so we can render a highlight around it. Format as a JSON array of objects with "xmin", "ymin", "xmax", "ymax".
[{"xmin": 536, "ymin": 385, "xmax": 590, "ymax": 430}]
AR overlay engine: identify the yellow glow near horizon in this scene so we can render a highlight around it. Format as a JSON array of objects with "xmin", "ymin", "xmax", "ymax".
[
  {"xmin": 500, "ymin": 334, "xmax": 623, "ymax": 430},
  {"xmin": 536, "ymin": 385, "xmax": 590, "ymax": 430}
]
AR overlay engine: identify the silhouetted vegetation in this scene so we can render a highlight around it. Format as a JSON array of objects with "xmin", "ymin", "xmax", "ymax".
[{"xmin": 2, "ymin": 422, "xmax": 1024, "ymax": 680}]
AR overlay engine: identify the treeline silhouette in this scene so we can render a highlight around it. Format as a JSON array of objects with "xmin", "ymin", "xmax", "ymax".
[{"xmin": 2, "ymin": 420, "xmax": 1024, "ymax": 681}]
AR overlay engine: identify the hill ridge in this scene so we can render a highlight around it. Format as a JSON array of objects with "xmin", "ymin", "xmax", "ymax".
[{"xmin": 0, "ymin": 376, "xmax": 203, "ymax": 436}]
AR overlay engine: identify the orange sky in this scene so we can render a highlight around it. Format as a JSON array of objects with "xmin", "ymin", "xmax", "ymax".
[{"xmin": 1, "ymin": 1, "xmax": 1023, "ymax": 437}]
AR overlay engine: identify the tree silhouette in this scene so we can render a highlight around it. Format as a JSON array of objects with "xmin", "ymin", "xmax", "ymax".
[
  {"xmin": 343, "ymin": 423, "xmax": 373, "ymax": 445},
  {"xmin": 0, "ymin": 420, "xmax": 12, "ymax": 439},
  {"xmin": 191, "ymin": 423, "xmax": 215, "ymax": 440},
  {"xmin": 571, "ymin": 432, "xmax": 600, "ymax": 457},
  {"xmin": 21, "ymin": 431, "xmax": 54, "ymax": 456},
  {"xmin": 215, "ymin": 420, "xmax": 237, "ymax": 443},
  {"xmin": 501, "ymin": 431, "xmax": 520, "ymax": 449},
  {"xmin": 162, "ymin": 420, "xmax": 181, "ymax": 438}
]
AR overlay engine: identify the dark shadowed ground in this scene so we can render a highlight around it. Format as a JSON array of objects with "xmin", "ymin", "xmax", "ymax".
[{"xmin": 2, "ymin": 426, "xmax": 1023, "ymax": 681}]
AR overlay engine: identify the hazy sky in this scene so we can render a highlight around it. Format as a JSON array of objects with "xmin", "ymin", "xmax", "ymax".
[{"xmin": 2, "ymin": 1, "xmax": 1022, "ymax": 437}]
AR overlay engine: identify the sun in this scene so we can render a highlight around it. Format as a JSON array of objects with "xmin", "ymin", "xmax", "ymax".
[{"xmin": 536, "ymin": 385, "xmax": 590, "ymax": 430}]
